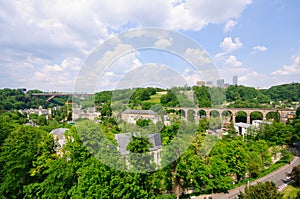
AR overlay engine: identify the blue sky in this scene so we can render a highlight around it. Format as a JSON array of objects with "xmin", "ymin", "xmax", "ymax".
[{"xmin": 0, "ymin": 0, "xmax": 299, "ymax": 91}]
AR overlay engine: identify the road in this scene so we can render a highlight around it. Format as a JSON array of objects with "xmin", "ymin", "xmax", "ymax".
[
  {"xmin": 194, "ymin": 153, "xmax": 300, "ymax": 199},
  {"xmin": 211, "ymin": 155, "xmax": 300, "ymax": 199}
]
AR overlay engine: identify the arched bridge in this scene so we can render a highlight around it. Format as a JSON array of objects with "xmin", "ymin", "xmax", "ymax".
[{"xmin": 170, "ymin": 107, "xmax": 294, "ymax": 123}]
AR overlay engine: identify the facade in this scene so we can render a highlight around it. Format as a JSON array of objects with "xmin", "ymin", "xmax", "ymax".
[
  {"xmin": 114, "ymin": 133, "xmax": 162, "ymax": 165},
  {"xmin": 196, "ymin": 81, "xmax": 205, "ymax": 86},
  {"xmin": 234, "ymin": 122, "xmax": 252, "ymax": 136},
  {"xmin": 50, "ymin": 128, "xmax": 69, "ymax": 155},
  {"xmin": 217, "ymin": 79, "xmax": 225, "ymax": 87},
  {"xmin": 121, "ymin": 109, "xmax": 159, "ymax": 124},
  {"xmin": 252, "ymin": 120, "xmax": 272, "ymax": 128},
  {"xmin": 233, "ymin": 75, "xmax": 238, "ymax": 85},
  {"xmin": 19, "ymin": 106, "xmax": 51, "ymax": 119},
  {"xmin": 72, "ymin": 107, "xmax": 100, "ymax": 121}
]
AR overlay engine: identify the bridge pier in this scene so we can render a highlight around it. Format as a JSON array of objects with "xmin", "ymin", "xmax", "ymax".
[{"xmin": 247, "ymin": 116, "xmax": 251, "ymax": 124}]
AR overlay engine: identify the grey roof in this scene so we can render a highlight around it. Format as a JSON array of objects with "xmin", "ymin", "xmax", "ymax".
[
  {"xmin": 122, "ymin": 110, "xmax": 157, "ymax": 115},
  {"xmin": 148, "ymin": 133, "xmax": 162, "ymax": 150},
  {"xmin": 50, "ymin": 128, "xmax": 69, "ymax": 148},
  {"xmin": 234, "ymin": 122, "xmax": 252, "ymax": 128},
  {"xmin": 115, "ymin": 133, "xmax": 162, "ymax": 155}
]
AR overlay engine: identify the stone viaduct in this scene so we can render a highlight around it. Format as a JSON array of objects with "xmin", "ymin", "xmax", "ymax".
[{"xmin": 170, "ymin": 107, "xmax": 293, "ymax": 123}]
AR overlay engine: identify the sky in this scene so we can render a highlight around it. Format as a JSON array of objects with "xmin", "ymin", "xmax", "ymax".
[{"xmin": 0, "ymin": 0, "xmax": 300, "ymax": 92}]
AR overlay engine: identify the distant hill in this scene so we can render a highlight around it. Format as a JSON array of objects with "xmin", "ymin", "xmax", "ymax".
[
  {"xmin": 1, "ymin": 83, "xmax": 299, "ymax": 111},
  {"xmin": 262, "ymin": 83, "xmax": 300, "ymax": 102}
]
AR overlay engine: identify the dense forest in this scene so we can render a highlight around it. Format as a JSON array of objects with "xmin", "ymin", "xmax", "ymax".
[
  {"xmin": 0, "ymin": 111, "xmax": 299, "ymax": 198},
  {"xmin": 2, "ymin": 83, "xmax": 300, "ymax": 112},
  {"xmin": 0, "ymin": 83, "xmax": 300, "ymax": 198}
]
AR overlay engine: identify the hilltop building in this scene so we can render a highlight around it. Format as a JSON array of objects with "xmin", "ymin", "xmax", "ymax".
[
  {"xmin": 72, "ymin": 107, "xmax": 100, "ymax": 121},
  {"xmin": 115, "ymin": 133, "xmax": 162, "ymax": 165},
  {"xmin": 233, "ymin": 75, "xmax": 238, "ymax": 85},
  {"xmin": 122, "ymin": 109, "xmax": 159, "ymax": 124},
  {"xmin": 50, "ymin": 128, "xmax": 69, "ymax": 155}
]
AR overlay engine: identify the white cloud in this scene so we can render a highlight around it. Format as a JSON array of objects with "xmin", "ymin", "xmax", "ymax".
[
  {"xmin": 154, "ymin": 38, "xmax": 174, "ymax": 48},
  {"xmin": 224, "ymin": 20, "xmax": 237, "ymax": 33},
  {"xmin": 220, "ymin": 37, "xmax": 243, "ymax": 53},
  {"xmin": 0, "ymin": 0, "xmax": 253, "ymax": 90},
  {"xmin": 167, "ymin": 0, "xmax": 252, "ymax": 30},
  {"xmin": 272, "ymin": 53, "xmax": 300, "ymax": 75},
  {"xmin": 225, "ymin": 55, "xmax": 242, "ymax": 67},
  {"xmin": 24, "ymin": 57, "xmax": 82, "ymax": 91},
  {"xmin": 184, "ymin": 48, "xmax": 211, "ymax": 66},
  {"xmin": 251, "ymin": 45, "xmax": 268, "ymax": 54}
]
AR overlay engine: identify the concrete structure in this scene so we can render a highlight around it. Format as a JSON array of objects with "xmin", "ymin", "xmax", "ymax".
[
  {"xmin": 252, "ymin": 119, "xmax": 272, "ymax": 128},
  {"xmin": 19, "ymin": 106, "xmax": 51, "ymax": 118},
  {"xmin": 50, "ymin": 128, "xmax": 69, "ymax": 154},
  {"xmin": 196, "ymin": 81, "xmax": 205, "ymax": 86},
  {"xmin": 114, "ymin": 133, "xmax": 162, "ymax": 165},
  {"xmin": 171, "ymin": 107, "xmax": 293, "ymax": 123},
  {"xmin": 121, "ymin": 109, "xmax": 159, "ymax": 124},
  {"xmin": 234, "ymin": 122, "xmax": 252, "ymax": 136},
  {"xmin": 217, "ymin": 79, "xmax": 225, "ymax": 87},
  {"xmin": 72, "ymin": 107, "xmax": 100, "ymax": 121},
  {"xmin": 233, "ymin": 75, "xmax": 238, "ymax": 85}
]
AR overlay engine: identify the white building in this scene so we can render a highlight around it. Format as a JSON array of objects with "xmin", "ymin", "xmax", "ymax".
[
  {"xmin": 114, "ymin": 133, "xmax": 162, "ymax": 166},
  {"xmin": 72, "ymin": 107, "xmax": 100, "ymax": 121},
  {"xmin": 122, "ymin": 110, "xmax": 159, "ymax": 124},
  {"xmin": 252, "ymin": 120, "xmax": 272, "ymax": 128},
  {"xmin": 234, "ymin": 122, "xmax": 253, "ymax": 137}
]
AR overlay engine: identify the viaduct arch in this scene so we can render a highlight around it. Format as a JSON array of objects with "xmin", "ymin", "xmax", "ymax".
[{"xmin": 173, "ymin": 107, "xmax": 292, "ymax": 123}]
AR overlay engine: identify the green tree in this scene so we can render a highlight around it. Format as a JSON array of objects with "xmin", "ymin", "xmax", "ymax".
[
  {"xmin": 239, "ymin": 181, "xmax": 283, "ymax": 199},
  {"xmin": 37, "ymin": 114, "xmax": 48, "ymax": 126},
  {"xmin": 0, "ymin": 126, "xmax": 55, "ymax": 198},
  {"xmin": 24, "ymin": 127, "xmax": 92, "ymax": 198},
  {"xmin": 289, "ymin": 165, "xmax": 300, "ymax": 186},
  {"xmin": 136, "ymin": 118, "xmax": 151, "ymax": 127}
]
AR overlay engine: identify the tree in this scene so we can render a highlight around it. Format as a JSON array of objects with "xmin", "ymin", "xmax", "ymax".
[
  {"xmin": 24, "ymin": 127, "xmax": 91, "ymax": 198},
  {"xmin": 0, "ymin": 126, "xmax": 55, "ymax": 198},
  {"xmin": 37, "ymin": 114, "xmax": 48, "ymax": 126},
  {"xmin": 296, "ymin": 106, "xmax": 300, "ymax": 119},
  {"xmin": 289, "ymin": 165, "xmax": 300, "ymax": 185},
  {"xmin": 100, "ymin": 102, "xmax": 112, "ymax": 117},
  {"xmin": 239, "ymin": 181, "xmax": 283, "ymax": 199},
  {"xmin": 236, "ymin": 111, "xmax": 247, "ymax": 123},
  {"xmin": 136, "ymin": 118, "xmax": 151, "ymax": 127}
]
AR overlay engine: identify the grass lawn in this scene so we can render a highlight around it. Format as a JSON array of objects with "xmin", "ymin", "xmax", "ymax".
[
  {"xmin": 283, "ymin": 184, "xmax": 300, "ymax": 199},
  {"xmin": 145, "ymin": 91, "xmax": 167, "ymax": 103}
]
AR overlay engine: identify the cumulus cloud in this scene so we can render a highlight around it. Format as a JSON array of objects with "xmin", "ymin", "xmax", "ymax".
[
  {"xmin": 25, "ymin": 57, "xmax": 82, "ymax": 91},
  {"xmin": 154, "ymin": 37, "xmax": 174, "ymax": 48},
  {"xmin": 167, "ymin": 0, "xmax": 252, "ymax": 30},
  {"xmin": 251, "ymin": 45, "xmax": 268, "ymax": 54},
  {"xmin": 272, "ymin": 53, "xmax": 300, "ymax": 75},
  {"xmin": 0, "ymin": 0, "xmax": 253, "ymax": 90},
  {"xmin": 224, "ymin": 20, "xmax": 237, "ymax": 33},
  {"xmin": 220, "ymin": 37, "xmax": 243, "ymax": 53},
  {"xmin": 184, "ymin": 48, "xmax": 211, "ymax": 66},
  {"xmin": 225, "ymin": 55, "xmax": 242, "ymax": 67}
]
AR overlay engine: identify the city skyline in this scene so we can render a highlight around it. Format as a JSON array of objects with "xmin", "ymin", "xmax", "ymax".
[{"xmin": 0, "ymin": 1, "xmax": 299, "ymax": 91}]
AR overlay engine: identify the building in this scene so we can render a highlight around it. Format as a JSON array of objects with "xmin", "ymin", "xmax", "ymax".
[
  {"xmin": 114, "ymin": 133, "xmax": 162, "ymax": 165},
  {"xmin": 50, "ymin": 128, "xmax": 69, "ymax": 155},
  {"xmin": 234, "ymin": 122, "xmax": 252, "ymax": 136},
  {"xmin": 233, "ymin": 75, "xmax": 238, "ymax": 85},
  {"xmin": 19, "ymin": 106, "xmax": 51, "ymax": 119},
  {"xmin": 72, "ymin": 107, "xmax": 100, "ymax": 121},
  {"xmin": 196, "ymin": 81, "xmax": 205, "ymax": 86},
  {"xmin": 252, "ymin": 120, "xmax": 272, "ymax": 128},
  {"xmin": 121, "ymin": 109, "xmax": 159, "ymax": 124},
  {"xmin": 217, "ymin": 79, "xmax": 225, "ymax": 87},
  {"xmin": 206, "ymin": 81, "xmax": 213, "ymax": 87}
]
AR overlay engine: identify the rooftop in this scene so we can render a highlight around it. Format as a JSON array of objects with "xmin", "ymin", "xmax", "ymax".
[
  {"xmin": 115, "ymin": 133, "xmax": 162, "ymax": 155},
  {"xmin": 122, "ymin": 109, "xmax": 157, "ymax": 115}
]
